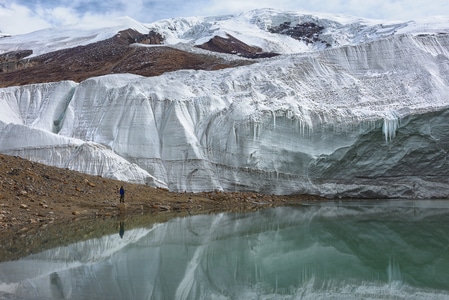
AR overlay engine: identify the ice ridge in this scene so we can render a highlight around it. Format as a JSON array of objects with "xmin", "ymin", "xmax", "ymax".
[{"xmin": 1, "ymin": 24, "xmax": 449, "ymax": 198}]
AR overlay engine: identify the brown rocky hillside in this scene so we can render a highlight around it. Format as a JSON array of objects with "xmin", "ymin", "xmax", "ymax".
[{"xmin": 0, "ymin": 29, "xmax": 258, "ymax": 88}]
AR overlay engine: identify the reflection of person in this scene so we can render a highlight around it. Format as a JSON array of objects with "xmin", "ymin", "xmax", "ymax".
[
  {"xmin": 119, "ymin": 221, "xmax": 125, "ymax": 238},
  {"xmin": 119, "ymin": 186, "xmax": 125, "ymax": 203}
]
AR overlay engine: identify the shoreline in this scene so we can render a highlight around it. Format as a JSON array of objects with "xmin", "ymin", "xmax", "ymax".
[
  {"xmin": 0, "ymin": 195, "xmax": 320, "ymax": 263},
  {"xmin": 0, "ymin": 153, "xmax": 324, "ymax": 262}
]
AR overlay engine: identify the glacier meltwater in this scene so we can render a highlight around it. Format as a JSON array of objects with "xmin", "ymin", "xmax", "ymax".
[{"xmin": 1, "ymin": 201, "xmax": 449, "ymax": 299}]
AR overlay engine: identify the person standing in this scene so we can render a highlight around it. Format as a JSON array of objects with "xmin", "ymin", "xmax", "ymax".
[{"xmin": 119, "ymin": 186, "xmax": 125, "ymax": 203}]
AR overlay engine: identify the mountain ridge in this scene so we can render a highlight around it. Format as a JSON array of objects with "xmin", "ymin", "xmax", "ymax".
[
  {"xmin": 0, "ymin": 28, "xmax": 254, "ymax": 87},
  {"xmin": 1, "ymin": 8, "xmax": 448, "ymax": 87}
]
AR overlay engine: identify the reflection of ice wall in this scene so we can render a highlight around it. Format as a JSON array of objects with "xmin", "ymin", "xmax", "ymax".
[
  {"xmin": 1, "ymin": 205, "xmax": 449, "ymax": 299},
  {"xmin": 1, "ymin": 33, "xmax": 449, "ymax": 198}
]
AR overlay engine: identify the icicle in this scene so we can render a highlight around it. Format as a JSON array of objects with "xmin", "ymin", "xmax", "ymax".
[
  {"xmin": 233, "ymin": 122, "xmax": 238, "ymax": 145},
  {"xmin": 382, "ymin": 112, "xmax": 400, "ymax": 142},
  {"xmin": 253, "ymin": 122, "xmax": 257, "ymax": 141},
  {"xmin": 296, "ymin": 117, "xmax": 312, "ymax": 138}
]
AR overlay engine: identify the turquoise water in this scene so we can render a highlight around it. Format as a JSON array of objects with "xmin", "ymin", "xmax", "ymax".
[{"xmin": 1, "ymin": 200, "xmax": 449, "ymax": 299}]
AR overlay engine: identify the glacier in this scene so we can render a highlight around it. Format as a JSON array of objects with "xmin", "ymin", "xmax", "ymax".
[{"xmin": 1, "ymin": 10, "xmax": 449, "ymax": 198}]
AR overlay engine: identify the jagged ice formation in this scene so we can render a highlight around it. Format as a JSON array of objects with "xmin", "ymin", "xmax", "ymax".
[{"xmin": 1, "ymin": 10, "xmax": 449, "ymax": 198}]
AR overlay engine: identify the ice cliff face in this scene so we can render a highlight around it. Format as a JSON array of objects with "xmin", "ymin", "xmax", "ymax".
[{"xmin": 1, "ymin": 10, "xmax": 449, "ymax": 198}]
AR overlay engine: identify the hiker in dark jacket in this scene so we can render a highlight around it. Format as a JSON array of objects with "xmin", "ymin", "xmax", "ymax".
[{"xmin": 119, "ymin": 186, "xmax": 125, "ymax": 203}]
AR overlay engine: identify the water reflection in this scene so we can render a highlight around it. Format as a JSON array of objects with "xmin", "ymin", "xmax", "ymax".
[
  {"xmin": 118, "ymin": 221, "xmax": 125, "ymax": 239},
  {"xmin": 1, "ymin": 200, "xmax": 449, "ymax": 299}
]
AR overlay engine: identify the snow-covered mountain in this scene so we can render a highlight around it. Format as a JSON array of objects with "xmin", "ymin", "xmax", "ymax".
[{"xmin": 1, "ymin": 9, "xmax": 449, "ymax": 198}]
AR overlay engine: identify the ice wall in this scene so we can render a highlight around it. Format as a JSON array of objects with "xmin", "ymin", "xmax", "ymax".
[{"xmin": 1, "ymin": 33, "xmax": 449, "ymax": 198}]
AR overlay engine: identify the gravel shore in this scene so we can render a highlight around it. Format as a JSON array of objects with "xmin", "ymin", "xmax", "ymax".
[{"xmin": 0, "ymin": 153, "xmax": 324, "ymax": 262}]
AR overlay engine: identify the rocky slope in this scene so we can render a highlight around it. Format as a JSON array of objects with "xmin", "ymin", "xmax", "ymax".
[
  {"xmin": 0, "ymin": 152, "xmax": 317, "ymax": 227},
  {"xmin": 0, "ymin": 153, "xmax": 321, "ymax": 261},
  {"xmin": 0, "ymin": 29, "xmax": 255, "ymax": 88}
]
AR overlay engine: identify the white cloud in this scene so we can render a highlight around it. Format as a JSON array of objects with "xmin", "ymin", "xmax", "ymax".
[
  {"xmin": 0, "ymin": 3, "xmax": 52, "ymax": 35},
  {"xmin": 34, "ymin": 6, "xmax": 81, "ymax": 26},
  {"xmin": 2, "ymin": 0, "xmax": 449, "ymax": 35}
]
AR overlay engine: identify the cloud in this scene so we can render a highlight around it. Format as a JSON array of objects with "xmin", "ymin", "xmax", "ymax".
[
  {"xmin": 0, "ymin": 0, "xmax": 132, "ymax": 35},
  {"xmin": 0, "ymin": 3, "xmax": 52, "ymax": 34},
  {"xmin": 2, "ymin": 0, "xmax": 449, "ymax": 35}
]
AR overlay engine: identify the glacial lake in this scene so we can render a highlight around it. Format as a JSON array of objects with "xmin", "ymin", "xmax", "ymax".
[{"xmin": 1, "ymin": 200, "xmax": 449, "ymax": 299}]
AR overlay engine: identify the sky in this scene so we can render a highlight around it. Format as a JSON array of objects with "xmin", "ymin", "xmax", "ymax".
[{"xmin": 1, "ymin": 0, "xmax": 449, "ymax": 35}]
